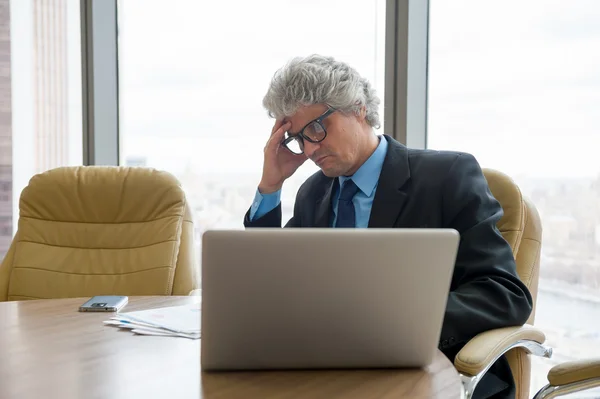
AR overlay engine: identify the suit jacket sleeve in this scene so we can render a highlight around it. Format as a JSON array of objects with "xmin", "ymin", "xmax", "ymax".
[
  {"xmin": 439, "ymin": 153, "xmax": 533, "ymax": 354},
  {"xmin": 244, "ymin": 196, "xmax": 301, "ymax": 228}
]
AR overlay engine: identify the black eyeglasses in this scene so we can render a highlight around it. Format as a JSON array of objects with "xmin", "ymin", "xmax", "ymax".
[{"xmin": 281, "ymin": 108, "xmax": 336, "ymax": 155}]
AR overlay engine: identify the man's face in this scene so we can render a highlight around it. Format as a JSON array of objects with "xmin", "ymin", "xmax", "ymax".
[{"xmin": 284, "ymin": 104, "xmax": 366, "ymax": 177}]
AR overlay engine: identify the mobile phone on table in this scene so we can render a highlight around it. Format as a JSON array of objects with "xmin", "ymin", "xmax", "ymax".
[{"xmin": 79, "ymin": 296, "xmax": 128, "ymax": 312}]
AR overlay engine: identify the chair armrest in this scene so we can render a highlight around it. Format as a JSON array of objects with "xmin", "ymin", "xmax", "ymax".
[
  {"xmin": 455, "ymin": 325, "xmax": 548, "ymax": 376},
  {"xmin": 548, "ymin": 358, "xmax": 600, "ymax": 386}
]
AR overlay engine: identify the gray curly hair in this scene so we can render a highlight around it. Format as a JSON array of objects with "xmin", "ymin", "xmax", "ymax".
[{"xmin": 262, "ymin": 54, "xmax": 381, "ymax": 129}]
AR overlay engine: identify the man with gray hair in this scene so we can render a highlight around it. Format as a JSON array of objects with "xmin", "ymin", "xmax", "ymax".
[{"xmin": 244, "ymin": 54, "xmax": 532, "ymax": 399}]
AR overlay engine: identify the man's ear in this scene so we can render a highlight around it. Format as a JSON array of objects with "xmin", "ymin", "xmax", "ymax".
[{"xmin": 357, "ymin": 106, "xmax": 367, "ymax": 121}]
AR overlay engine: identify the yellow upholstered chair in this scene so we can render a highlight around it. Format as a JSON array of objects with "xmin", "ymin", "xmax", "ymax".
[
  {"xmin": 0, "ymin": 166, "xmax": 199, "ymax": 301},
  {"xmin": 454, "ymin": 168, "xmax": 600, "ymax": 399}
]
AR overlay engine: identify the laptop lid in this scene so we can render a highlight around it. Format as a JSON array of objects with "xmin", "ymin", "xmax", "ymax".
[{"xmin": 200, "ymin": 228, "xmax": 459, "ymax": 371}]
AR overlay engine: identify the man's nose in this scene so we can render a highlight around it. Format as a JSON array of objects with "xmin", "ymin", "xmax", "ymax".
[{"xmin": 303, "ymin": 141, "xmax": 320, "ymax": 158}]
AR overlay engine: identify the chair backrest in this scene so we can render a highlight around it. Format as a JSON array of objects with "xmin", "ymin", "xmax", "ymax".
[
  {"xmin": 0, "ymin": 166, "xmax": 199, "ymax": 301},
  {"xmin": 482, "ymin": 168, "xmax": 543, "ymax": 399},
  {"xmin": 172, "ymin": 196, "xmax": 200, "ymax": 295}
]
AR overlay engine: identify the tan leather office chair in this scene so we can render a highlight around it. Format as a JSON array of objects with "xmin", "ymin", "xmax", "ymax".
[
  {"xmin": 454, "ymin": 168, "xmax": 600, "ymax": 399},
  {"xmin": 0, "ymin": 166, "xmax": 200, "ymax": 301}
]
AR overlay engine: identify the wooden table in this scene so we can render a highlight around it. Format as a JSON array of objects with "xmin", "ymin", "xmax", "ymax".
[{"xmin": 0, "ymin": 296, "xmax": 464, "ymax": 399}]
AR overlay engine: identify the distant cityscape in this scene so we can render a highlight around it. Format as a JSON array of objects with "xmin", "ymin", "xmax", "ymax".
[{"xmin": 519, "ymin": 176, "xmax": 600, "ymax": 289}]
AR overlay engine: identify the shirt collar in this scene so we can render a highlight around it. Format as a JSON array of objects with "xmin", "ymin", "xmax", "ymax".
[{"xmin": 339, "ymin": 135, "xmax": 388, "ymax": 196}]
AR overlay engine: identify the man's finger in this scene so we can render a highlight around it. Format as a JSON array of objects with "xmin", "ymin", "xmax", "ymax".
[
  {"xmin": 271, "ymin": 119, "xmax": 285, "ymax": 135},
  {"xmin": 267, "ymin": 121, "xmax": 291, "ymax": 148},
  {"xmin": 275, "ymin": 121, "xmax": 291, "ymax": 138}
]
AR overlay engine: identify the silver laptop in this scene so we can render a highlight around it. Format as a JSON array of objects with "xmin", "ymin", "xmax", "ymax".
[{"xmin": 200, "ymin": 228, "xmax": 459, "ymax": 371}]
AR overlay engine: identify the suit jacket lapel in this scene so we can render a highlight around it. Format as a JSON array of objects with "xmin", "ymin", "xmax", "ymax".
[
  {"xmin": 368, "ymin": 136, "xmax": 411, "ymax": 228},
  {"xmin": 313, "ymin": 178, "xmax": 336, "ymax": 227}
]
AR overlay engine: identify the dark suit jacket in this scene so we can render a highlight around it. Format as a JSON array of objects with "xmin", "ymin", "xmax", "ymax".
[{"xmin": 244, "ymin": 135, "xmax": 533, "ymax": 399}]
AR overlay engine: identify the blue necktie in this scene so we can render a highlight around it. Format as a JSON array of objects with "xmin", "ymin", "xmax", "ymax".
[{"xmin": 335, "ymin": 179, "xmax": 360, "ymax": 228}]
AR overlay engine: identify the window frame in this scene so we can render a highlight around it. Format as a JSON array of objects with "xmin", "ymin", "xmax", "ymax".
[{"xmin": 80, "ymin": 0, "xmax": 430, "ymax": 163}]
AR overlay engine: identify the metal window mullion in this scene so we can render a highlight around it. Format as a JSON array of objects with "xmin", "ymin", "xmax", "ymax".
[
  {"xmin": 80, "ymin": 0, "xmax": 119, "ymax": 166},
  {"xmin": 384, "ymin": 0, "xmax": 429, "ymax": 149}
]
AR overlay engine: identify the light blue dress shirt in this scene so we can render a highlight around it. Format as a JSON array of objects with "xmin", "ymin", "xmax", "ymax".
[{"xmin": 250, "ymin": 136, "xmax": 388, "ymax": 228}]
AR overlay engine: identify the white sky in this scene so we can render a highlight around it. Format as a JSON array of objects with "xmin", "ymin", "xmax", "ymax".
[
  {"xmin": 117, "ymin": 0, "xmax": 600, "ymax": 180},
  {"xmin": 428, "ymin": 0, "xmax": 600, "ymax": 179}
]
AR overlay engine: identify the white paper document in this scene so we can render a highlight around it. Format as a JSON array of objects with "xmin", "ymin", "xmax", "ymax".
[{"xmin": 104, "ymin": 302, "xmax": 201, "ymax": 339}]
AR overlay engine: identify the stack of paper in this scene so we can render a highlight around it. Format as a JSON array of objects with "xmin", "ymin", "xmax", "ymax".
[{"xmin": 104, "ymin": 303, "xmax": 201, "ymax": 339}]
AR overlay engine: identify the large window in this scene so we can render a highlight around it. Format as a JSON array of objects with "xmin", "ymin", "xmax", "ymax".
[
  {"xmin": 428, "ymin": 0, "xmax": 600, "ymax": 394},
  {"xmin": 0, "ymin": 0, "xmax": 82, "ymax": 259},
  {"xmin": 117, "ymin": 0, "xmax": 386, "ymax": 232}
]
